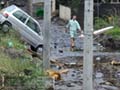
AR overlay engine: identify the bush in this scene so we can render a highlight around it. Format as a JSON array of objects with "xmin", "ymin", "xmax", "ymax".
[
  {"xmin": 105, "ymin": 26, "xmax": 120, "ymax": 39},
  {"xmin": 36, "ymin": 8, "xmax": 44, "ymax": 17},
  {"xmin": 94, "ymin": 16, "xmax": 120, "ymax": 39},
  {"xmin": 94, "ymin": 17, "xmax": 109, "ymax": 30},
  {"xmin": 0, "ymin": 30, "xmax": 25, "ymax": 50}
]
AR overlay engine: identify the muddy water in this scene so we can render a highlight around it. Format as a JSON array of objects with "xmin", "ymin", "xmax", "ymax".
[{"xmin": 52, "ymin": 56, "xmax": 120, "ymax": 90}]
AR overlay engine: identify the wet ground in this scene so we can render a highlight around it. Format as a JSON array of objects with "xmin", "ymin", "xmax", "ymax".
[
  {"xmin": 51, "ymin": 55, "xmax": 120, "ymax": 90},
  {"xmin": 39, "ymin": 20, "xmax": 104, "ymax": 59},
  {"xmin": 38, "ymin": 20, "xmax": 120, "ymax": 90}
]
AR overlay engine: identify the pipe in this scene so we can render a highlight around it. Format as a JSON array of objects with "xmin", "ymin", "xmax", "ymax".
[
  {"xmin": 79, "ymin": 26, "xmax": 114, "ymax": 38},
  {"xmin": 93, "ymin": 26, "xmax": 114, "ymax": 35}
]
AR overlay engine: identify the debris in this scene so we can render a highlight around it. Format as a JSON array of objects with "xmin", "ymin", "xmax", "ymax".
[
  {"xmin": 46, "ymin": 69, "xmax": 69, "ymax": 81},
  {"xmin": 50, "ymin": 60, "xmax": 64, "ymax": 67},
  {"xmin": 71, "ymin": 74, "xmax": 75, "ymax": 77},
  {"xmin": 59, "ymin": 69, "xmax": 69, "ymax": 74},
  {"xmin": 100, "ymin": 81, "xmax": 113, "ymax": 86},
  {"xmin": 46, "ymin": 69, "xmax": 61, "ymax": 80},
  {"xmin": 58, "ymin": 49, "xmax": 63, "ymax": 53},
  {"xmin": 111, "ymin": 60, "xmax": 120, "ymax": 65},
  {"xmin": 66, "ymin": 83, "xmax": 74, "ymax": 87},
  {"xmin": 54, "ymin": 43, "xmax": 57, "ymax": 49},
  {"xmin": 96, "ymin": 57, "xmax": 101, "ymax": 61},
  {"xmin": 27, "ymin": 48, "xmax": 42, "ymax": 59},
  {"xmin": 64, "ymin": 62, "xmax": 76, "ymax": 66},
  {"xmin": 7, "ymin": 41, "xmax": 14, "ymax": 48}
]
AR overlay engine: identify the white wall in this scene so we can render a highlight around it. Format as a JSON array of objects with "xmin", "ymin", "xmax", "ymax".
[
  {"xmin": 51, "ymin": 0, "xmax": 56, "ymax": 13},
  {"xmin": 59, "ymin": 5, "xmax": 71, "ymax": 20},
  {"xmin": 32, "ymin": 0, "xmax": 44, "ymax": 4}
]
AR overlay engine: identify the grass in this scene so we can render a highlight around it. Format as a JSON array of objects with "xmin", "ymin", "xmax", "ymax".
[
  {"xmin": 94, "ymin": 17, "xmax": 109, "ymax": 30},
  {"xmin": 0, "ymin": 29, "xmax": 44, "ymax": 75},
  {"xmin": 0, "ymin": 29, "xmax": 45, "ymax": 89},
  {"xmin": 0, "ymin": 51, "xmax": 32, "ymax": 76},
  {"xmin": 0, "ymin": 29, "xmax": 25, "ymax": 50},
  {"xmin": 94, "ymin": 16, "xmax": 120, "ymax": 39}
]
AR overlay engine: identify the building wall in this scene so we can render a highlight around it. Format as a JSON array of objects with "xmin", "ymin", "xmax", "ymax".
[{"xmin": 59, "ymin": 5, "xmax": 71, "ymax": 20}]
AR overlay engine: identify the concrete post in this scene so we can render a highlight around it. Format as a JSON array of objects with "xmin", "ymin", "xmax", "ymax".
[
  {"xmin": 43, "ymin": 0, "xmax": 51, "ymax": 70},
  {"xmin": 83, "ymin": 0, "xmax": 94, "ymax": 90},
  {"xmin": 28, "ymin": 0, "xmax": 33, "ymax": 16}
]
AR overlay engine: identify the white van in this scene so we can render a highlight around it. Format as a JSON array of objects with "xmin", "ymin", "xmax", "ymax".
[{"xmin": 0, "ymin": 5, "xmax": 43, "ymax": 51}]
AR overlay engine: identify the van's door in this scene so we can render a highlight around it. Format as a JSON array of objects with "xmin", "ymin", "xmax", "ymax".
[
  {"xmin": 25, "ymin": 17, "xmax": 43, "ymax": 48},
  {"xmin": 10, "ymin": 10, "xmax": 36, "ymax": 46}
]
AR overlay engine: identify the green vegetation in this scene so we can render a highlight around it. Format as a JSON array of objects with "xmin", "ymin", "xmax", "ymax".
[
  {"xmin": 0, "ymin": 29, "xmax": 25, "ymax": 49},
  {"xmin": 105, "ymin": 27, "xmax": 120, "ymax": 39},
  {"xmin": 94, "ymin": 16, "xmax": 120, "ymax": 39},
  {"xmin": 0, "ymin": 52, "xmax": 31, "ymax": 75},
  {"xmin": 0, "ymin": 29, "xmax": 45, "ymax": 89},
  {"xmin": 94, "ymin": 17, "xmax": 109, "ymax": 30},
  {"xmin": 36, "ymin": 8, "xmax": 44, "ymax": 17}
]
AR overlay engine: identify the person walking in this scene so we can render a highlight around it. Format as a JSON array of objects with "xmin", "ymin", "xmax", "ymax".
[{"xmin": 66, "ymin": 15, "xmax": 82, "ymax": 51}]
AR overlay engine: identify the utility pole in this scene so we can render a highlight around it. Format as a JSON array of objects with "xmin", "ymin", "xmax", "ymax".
[
  {"xmin": 83, "ymin": 0, "xmax": 93, "ymax": 90},
  {"xmin": 28, "ymin": 0, "xmax": 33, "ymax": 16},
  {"xmin": 43, "ymin": 0, "xmax": 51, "ymax": 70}
]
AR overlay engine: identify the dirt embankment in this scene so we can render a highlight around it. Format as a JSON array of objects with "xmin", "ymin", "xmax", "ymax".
[{"xmin": 95, "ymin": 34, "xmax": 120, "ymax": 52}]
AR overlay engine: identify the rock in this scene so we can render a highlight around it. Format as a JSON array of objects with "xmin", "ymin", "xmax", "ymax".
[
  {"xmin": 96, "ymin": 57, "xmax": 101, "ymax": 61},
  {"xmin": 59, "ymin": 49, "xmax": 63, "ymax": 53},
  {"xmin": 66, "ymin": 83, "xmax": 74, "ymax": 87},
  {"xmin": 71, "ymin": 74, "xmax": 75, "ymax": 77}
]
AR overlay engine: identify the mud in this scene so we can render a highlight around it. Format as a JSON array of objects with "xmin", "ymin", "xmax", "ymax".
[
  {"xmin": 50, "ymin": 55, "xmax": 120, "ymax": 90},
  {"xmin": 38, "ymin": 20, "xmax": 120, "ymax": 90},
  {"xmin": 95, "ymin": 34, "xmax": 120, "ymax": 52}
]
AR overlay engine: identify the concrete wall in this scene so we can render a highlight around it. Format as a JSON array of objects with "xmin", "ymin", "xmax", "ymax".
[
  {"xmin": 51, "ymin": 0, "xmax": 56, "ymax": 13},
  {"xmin": 59, "ymin": 5, "xmax": 71, "ymax": 20},
  {"xmin": 32, "ymin": 0, "xmax": 44, "ymax": 4}
]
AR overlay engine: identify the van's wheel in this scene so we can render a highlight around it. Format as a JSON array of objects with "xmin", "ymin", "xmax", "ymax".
[
  {"xmin": 30, "ymin": 45, "xmax": 43, "ymax": 53},
  {"xmin": 2, "ymin": 22, "xmax": 12, "ymax": 33},
  {"xmin": 30, "ymin": 45, "xmax": 37, "ymax": 52},
  {"xmin": 36, "ymin": 45, "xmax": 43, "ymax": 53},
  {"xmin": 30, "ymin": 45, "xmax": 43, "ymax": 59}
]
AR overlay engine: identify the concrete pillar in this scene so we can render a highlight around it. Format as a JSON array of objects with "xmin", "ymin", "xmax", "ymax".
[
  {"xmin": 43, "ymin": 0, "xmax": 51, "ymax": 70},
  {"xmin": 83, "ymin": 0, "xmax": 93, "ymax": 90}
]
